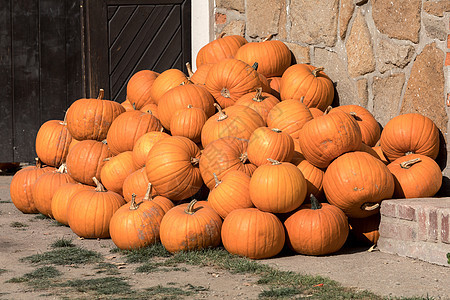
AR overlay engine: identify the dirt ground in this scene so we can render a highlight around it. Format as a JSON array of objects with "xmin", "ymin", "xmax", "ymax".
[{"xmin": 0, "ymin": 174, "xmax": 449, "ymax": 299}]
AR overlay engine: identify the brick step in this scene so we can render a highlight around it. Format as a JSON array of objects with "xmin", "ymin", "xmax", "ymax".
[{"xmin": 378, "ymin": 198, "xmax": 450, "ymax": 266}]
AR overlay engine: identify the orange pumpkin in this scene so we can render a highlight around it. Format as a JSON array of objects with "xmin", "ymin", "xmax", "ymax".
[
  {"xmin": 323, "ymin": 151, "xmax": 394, "ymax": 218},
  {"xmin": 201, "ymin": 104, "xmax": 265, "ymax": 148},
  {"xmin": 10, "ymin": 158, "xmax": 54, "ymax": 214},
  {"xmin": 284, "ymin": 195, "xmax": 349, "ymax": 255},
  {"xmin": 234, "ymin": 88, "xmax": 280, "ymax": 124},
  {"xmin": 280, "ymin": 64, "xmax": 334, "ymax": 111},
  {"xmin": 160, "ymin": 199, "xmax": 223, "ymax": 253},
  {"xmin": 170, "ymin": 105, "xmax": 208, "ymax": 143},
  {"xmin": 100, "ymin": 151, "xmax": 136, "ymax": 195},
  {"xmin": 380, "ymin": 113, "xmax": 440, "ymax": 162},
  {"xmin": 132, "ymin": 130, "xmax": 169, "ymax": 169},
  {"xmin": 121, "ymin": 99, "xmax": 134, "ymax": 111},
  {"xmin": 106, "ymin": 110, "xmax": 162, "ymax": 155},
  {"xmin": 291, "ymin": 152, "xmax": 325, "ymax": 201},
  {"xmin": 66, "ymin": 89, "xmax": 125, "ymax": 141},
  {"xmin": 35, "ymin": 119, "xmax": 72, "ymax": 168},
  {"xmin": 221, "ymin": 208, "xmax": 285, "ymax": 259},
  {"xmin": 186, "ymin": 62, "xmax": 213, "ymax": 85},
  {"xmin": 126, "ymin": 70, "xmax": 159, "ymax": 108},
  {"xmin": 208, "ymin": 171, "xmax": 253, "ymax": 218},
  {"xmin": 146, "ymin": 136, "xmax": 203, "ymax": 201},
  {"xmin": 372, "ymin": 146, "xmax": 389, "ymax": 165},
  {"xmin": 109, "ymin": 193, "xmax": 165, "ymax": 250},
  {"xmin": 142, "ymin": 183, "xmax": 175, "ymax": 214},
  {"xmin": 51, "ymin": 182, "xmax": 93, "ymax": 225},
  {"xmin": 387, "ymin": 154, "xmax": 442, "ymax": 198},
  {"xmin": 199, "ymin": 137, "xmax": 257, "ymax": 189},
  {"xmin": 140, "ymin": 103, "xmax": 159, "ymax": 119},
  {"xmin": 148, "ymin": 69, "xmax": 189, "ymax": 105},
  {"xmin": 247, "ymin": 127, "xmax": 294, "ymax": 166},
  {"xmin": 234, "ymin": 34, "xmax": 291, "ymax": 78},
  {"xmin": 196, "ymin": 33, "xmax": 247, "ymax": 68},
  {"xmin": 67, "ymin": 177, "xmax": 125, "ymax": 238},
  {"xmin": 309, "ymin": 107, "xmax": 324, "ymax": 118},
  {"xmin": 348, "ymin": 213, "xmax": 381, "ymax": 245},
  {"xmin": 122, "ymin": 167, "xmax": 153, "ymax": 203}
]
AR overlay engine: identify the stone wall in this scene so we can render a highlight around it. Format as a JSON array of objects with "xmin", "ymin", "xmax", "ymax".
[{"xmin": 214, "ymin": 0, "xmax": 450, "ymax": 192}]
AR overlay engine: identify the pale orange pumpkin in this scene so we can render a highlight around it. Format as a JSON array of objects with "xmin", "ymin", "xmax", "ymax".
[
  {"xmin": 100, "ymin": 151, "xmax": 136, "ymax": 195},
  {"xmin": 196, "ymin": 33, "xmax": 247, "ymax": 68},
  {"xmin": 126, "ymin": 70, "xmax": 159, "ymax": 108},
  {"xmin": 132, "ymin": 130, "xmax": 169, "ymax": 169},
  {"xmin": 148, "ymin": 69, "xmax": 189, "ymax": 105},
  {"xmin": 35, "ymin": 119, "xmax": 72, "ymax": 168}
]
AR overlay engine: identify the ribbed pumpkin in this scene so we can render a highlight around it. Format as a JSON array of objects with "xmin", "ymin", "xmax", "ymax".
[
  {"xmin": 266, "ymin": 99, "xmax": 314, "ymax": 140},
  {"xmin": 208, "ymin": 171, "xmax": 253, "ymax": 218},
  {"xmin": 309, "ymin": 107, "xmax": 324, "ymax": 118},
  {"xmin": 280, "ymin": 64, "xmax": 334, "ymax": 111},
  {"xmin": 199, "ymin": 137, "xmax": 257, "ymax": 189},
  {"xmin": 148, "ymin": 69, "xmax": 189, "ymax": 105},
  {"xmin": 122, "ymin": 167, "xmax": 153, "ymax": 203},
  {"xmin": 247, "ymin": 127, "xmax": 294, "ymax": 166},
  {"xmin": 268, "ymin": 76, "xmax": 282, "ymax": 97},
  {"xmin": 170, "ymin": 105, "xmax": 208, "ymax": 143},
  {"xmin": 65, "ymin": 140, "xmax": 112, "ymax": 186},
  {"xmin": 372, "ymin": 146, "xmax": 389, "ymax": 165},
  {"xmin": 348, "ymin": 213, "xmax": 381, "ymax": 245},
  {"xmin": 284, "ymin": 195, "xmax": 349, "ymax": 255},
  {"xmin": 250, "ymin": 159, "xmax": 307, "ymax": 214},
  {"xmin": 66, "ymin": 89, "xmax": 125, "ymax": 141},
  {"xmin": 32, "ymin": 164, "xmax": 76, "ymax": 217},
  {"xmin": 234, "ymin": 34, "xmax": 291, "ymax": 78},
  {"xmin": 142, "ymin": 183, "xmax": 175, "ymax": 214},
  {"xmin": 106, "ymin": 110, "xmax": 162, "ymax": 155},
  {"xmin": 68, "ymin": 138, "xmax": 81, "ymax": 153},
  {"xmin": 51, "ymin": 182, "xmax": 93, "ymax": 225},
  {"xmin": 332, "ymin": 105, "xmax": 381, "ymax": 147},
  {"xmin": 205, "ymin": 58, "xmax": 264, "ymax": 108},
  {"xmin": 140, "ymin": 103, "xmax": 159, "ymax": 119},
  {"xmin": 10, "ymin": 158, "xmax": 55, "ymax": 214},
  {"xmin": 100, "ymin": 151, "xmax": 136, "ymax": 195},
  {"xmin": 132, "ymin": 130, "xmax": 169, "ymax": 169},
  {"xmin": 360, "ymin": 143, "xmax": 384, "ymax": 161},
  {"xmin": 221, "ymin": 208, "xmax": 285, "ymax": 259},
  {"xmin": 126, "ymin": 70, "xmax": 159, "ymax": 108},
  {"xmin": 299, "ymin": 109, "xmax": 362, "ymax": 168},
  {"xmin": 158, "ymin": 83, "xmax": 215, "ymax": 130},
  {"xmin": 146, "ymin": 136, "xmax": 202, "ymax": 201},
  {"xmin": 380, "ymin": 113, "xmax": 440, "ymax": 162},
  {"xmin": 160, "ymin": 200, "xmax": 223, "ymax": 253},
  {"xmin": 387, "ymin": 154, "xmax": 442, "ymax": 198},
  {"xmin": 291, "ymin": 152, "xmax": 325, "ymax": 201},
  {"xmin": 109, "ymin": 193, "xmax": 165, "ymax": 250},
  {"xmin": 67, "ymin": 177, "xmax": 125, "ymax": 238},
  {"xmin": 196, "ymin": 33, "xmax": 247, "ymax": 68},
  {"xmin": 234, "ymin": 88, "xmax": 280, "ymax": 123},
  {"xmin": 323, "ymin": 151, "xmax": 394, "ymax": 218},
  {"xmin": 186, "ymin": 62, "xmax": 213, "ymax": 85},
  {"xmin": 35, "ymin": 119, "xmax": 72, "ymax": 168},
  {"xmin": 201, "ymin": 104, "xmax": 265, "ymax": 148},
  {"xmin": 121, "ymin": 99, "xmax": 134, "ymax": 111}
]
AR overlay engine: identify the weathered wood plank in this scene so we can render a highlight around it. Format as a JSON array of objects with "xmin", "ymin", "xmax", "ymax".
[
  {"xmin": 181, "ymin": 0, "xmax": 192, "ymax": 74},
  {"xmin": 109, "ymin": 5, "xmax": 136, "ymax": 47},
  {"xmin": 152, "ymin": 25, "xmax": 182, "ymax": 72}
]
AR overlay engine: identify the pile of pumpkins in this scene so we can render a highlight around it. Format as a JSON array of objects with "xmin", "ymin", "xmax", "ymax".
[{"xmin": 9, "ymin": 34, "xmax": 443, "ymax": 259}]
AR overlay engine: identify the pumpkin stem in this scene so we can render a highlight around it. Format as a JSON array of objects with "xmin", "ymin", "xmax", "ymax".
[
  {"xmin": 187, "ymin": 104, "xmax": 193, "ymax": 109},
  {"xmin": 312, "ymin": 67, "xmax": 325, "ymax": 77},
  {"xmin": 349, "ymin": 111, "xmax": 362, "ymax": 121},
  {"xmin": 405, "ymin": 151, "xmax": 414, "ymax": 156},
  {"xmin": 60, "ymin": 110, "xmax": 68, "ymax": 126},
  {"xmin": 92, "ymin": 177, "xmax": 106, "ymax": 192},
  {"xmin": 35, "ymin": 157, "xmax": 42, "ymax": 168},
  {"xmin": 220, "ymin": 87, "xmax": 231, "ymax": 99},
  {"xmin": 361, "ymin": 202, "xmax": 380, "ymax": 211},
  {"xmin": 214, "ymin": 103, "xmax": 228, "ymax": 121},
  {"xmin": 213, "ymin": 173, "xmax": 222, "ymax": 188},
  {"xmin": 97, "ymin": 89, "xmax": 104, "ymax": 100},
  {"xmin": 252, "ymin": 87, "xmax": 265, "ymax": 102},
  {"xmin": 262, "ymin": 34, "xmax": 274, "ymax": 42},
  {"xmin": 56, "ymin": 163, "xmax": 68, "ymax": 174},
  {"xmin": 186, "ymin": 62, "xmax": 194, "ymax": 77},
  {"xmin": 299, "ymin": 96, "xmax": 305, "ymax": 103},
  {"xmin": 101, "ymin": 139, "xmax": 108, "ymax": 144},
  {"xmin": 130, "ymin": 193, "xmax": 140, "ymax": 210},
  {"xmin": 218, "ymin": 32, "xmax": 226, "ymax": 39},
  {"xmin": 267, "ymin": 158, "xmax": 281, "ymax": 165},
  {"xmin": 310, "ymin": 194, "xmax": 322, "ymax": 210},
  {"xmin": 324, "ymin": 106, "xmax": 333, "ymax": 115},
  {"xmin": 103, "ymin": 158, "xmax": 111, "ymax": 162},
  {"xmin": 132, "ymin": 102, "xmax": 137, "ymax": 110},
  {"xmin": 184, "ymin": 199, "xmax": 198, "ymax": 215},
  {"xmin": 240, "ymin": 152, "xmax": 248, "ymax": 164},
  {"xmin": 143, "ymin": 183, "xmax": 153, "ymax": 201},
  {"xmin": 271, "ymin": 128, "xmax": 282, "ymax": 133},
  {"xmin": 400, "ymin": 157, "xmax": 421, "ymax": 169},
  {"xmin": 252, "ymin": 62, "xmax": 258, "ymax": 71},
  {"xmin": 191, "ymin": 157, "xmax": 200, "ymax": 165}
]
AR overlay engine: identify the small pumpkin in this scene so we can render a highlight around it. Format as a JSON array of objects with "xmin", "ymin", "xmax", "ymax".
[
  {"xmin": 291, "ymin": 152, "xmax": 325, "ymax": 201},
  {"xmin": 143, "ymin": 183, "xmax": 175, "ymax": 214},
  {"xmin": 126, "ymin": 70, "xmax": 159, "ymax": 108},
  {"xmin": 247, "ymin": 127, "xmax": 294, "ymax": 166},
  {"xmin": 196, "ymin": 33, "xmax": 247, "ymax": 68},
  {"xmin": 140, "ymin": 103, "xmax": 159, "ymax": 119},
  {"xmin": 186, "ymin": 62, "xmax": 213, "ymax": 85},
  {"xmin": 348, "ymin": 213, "xmax": 381, "ymax": 245},
  {"xmin": 149, "ymin": 69, "xmax": 189, "ymax": 105},
  {"xmin": 234, "ymin": 88, "xmax": 280, "ymax": 124},
  {"xmin": 160, "ymin": 199, "xmax": 223, "ymax": 253},
  {"xmin": 35, "ymin": 119, "xmax": 72, "ymax": 168},
  {"xmin": 122, "ymin": 167, "xmax": 152, "ymax": 203}
]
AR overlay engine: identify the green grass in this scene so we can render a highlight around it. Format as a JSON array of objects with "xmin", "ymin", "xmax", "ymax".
[
  {"xmin": 447, "ymin": 253, "xmax": 449, "ymax": 264},
  {"xmin": 5, "ymin": 266, "xmax": 62, "ymax": 290},
  {"xmin": 143, "ymin": 284, "xmax": 192, "ymax": 298},
  {"xmin": 34, "ymin": 214, "xmax": 50, "ymax": 220},
  {"xmin": 59, "ymin": 277, "xmax": 132, "ymax": 296},
  {"xmin": 10, "ymin": 221, "xmax": 28, "ymax": 228},
  {"xmin": 0, "ymin": 268, "xmax": 7, "ymax": 275},
  {"xmin": 94, "ymin": 262, "xmax": 121, "ymax": 275},
  {"xmin": 112, "ymin": 243, "xmax": 171, "ymax": 263},
  {"xmin": 51, "ymin": 238, "xmax": 75, "ymax": 248},
  {"xmin": 0, "ymin": 200, "xmax": 11, "ymax": 203},
  {"xmin": 22, "ymin": 246, "xmax": 102, "ymax": 266}
]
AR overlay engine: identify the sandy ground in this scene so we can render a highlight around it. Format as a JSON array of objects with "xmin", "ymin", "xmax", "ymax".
[{"xmin": 0, "ymin": 174, "xmax": 449, "ymax": 299}]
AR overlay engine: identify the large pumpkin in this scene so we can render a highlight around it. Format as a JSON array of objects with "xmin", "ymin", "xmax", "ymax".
[
  {"xmin": 249, "ymin": 159, "xmax": 307, "ymax": 214},
  {"xmin": 387, "ymin": 154, "xmax": 442, "ymax": 198},
  {"xmin": 234, "ymin": 88, "xmax": 280, "ymax": 124},
  {"xmin": 100, "ymin": 151, "xmax": 136, "ymax": 195},
  {"xmin": 284, "ymin": 195, "xmax": 349, "ymax": 255},
  {"xmin": 201, "ymin": 104, "xmax": 265, "ymax": 148},
  {"xmin": 199, "ymin": 137, "xmax": 257, "ymax": 189},
  {"xmin": 146, "ymin": 136, "xmax": 203, "ymax": 201},
  {"xmin": 67, "ymin": 177, "xmax": 125, "ymax": 238},
  {"xmin": 66, "ymin": 89, "xmax": 125, "ymax": 141},
  {"xmin": 299, "ymin": 109, "xmax": 362, "ymax": 168},
  {"xmin": 196, "ymin": 33, "xmax": 247, "ymax": 68},
  {"xmin": 221, "ymin": 208, "xmax": 285, "ymax": 259},
  {"xmin": 234, "ymin": 34, "xmax": 291, "ymax": 78},
  {"xmin": 10, "ymin": 158, "xmax": 55, "ymax": 214},
  {"xmin": 148, "ymin": 69, "xmax": 189, "ymax": 105},
  {"xmin": 323, "ymin": 151, "xmax": 394, "ymax": 218},
  {"xmin": 106, "ymin": 110, "xmax": 162, "ymax": 155},
  {"xmin": 65, "ymin": 140, "xmax": 112, "ymax": 186},
  {"xmin": 35, "ymin": 119, "xmax": 72, "ymax": 168},
  {"xmin": 109, "ymin": 193, "xmax": 165, "ymax": 250},
  {"xmin": 126, "ymin": 70, "xmax": 159, "ymax": 108},
  {"xmin": 160, "ymin": 200, "xmax": 222, "ymax": 253},
  {"xmin": 380, "ymin": 113, "xmax": 440, "ymax": 162},
  {"xmin": 247, "ymin": 127, "xmax": 294, "ymax": 166},
  {"xmin": 280, "ymin": 64, "xmax": 334, "ymax": 111}
]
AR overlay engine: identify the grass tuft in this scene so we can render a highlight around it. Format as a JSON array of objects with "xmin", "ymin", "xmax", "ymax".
[
  {"xmin": 51, "ymin": 238, "xmax": 75, "ymax": 248},
  {"xmin": 10, "ymin": 221, "xmax": 28, "ymax": 228},
  {"xmin": 0, "ymin": 268, "xmax": 7, "ymax": 275},
  {"xmin": 112, "ymin": 243, "xmax": 171, "ymax": 263},
  {"xmin": 22, "ymin": 246, "xmax": 102, "ymax": 266},
  {"xmin": 6, "ymin": 266, "xmax": 62, "ymax": 290},
  {"xmin": 94, "ymin": 262, "xmax": 120, "ymax": 275},
  {"xmin": 59, "ymin": 277, "xmax": 131, "ymax": 295},
  {"xmin": 144, "ymin": 284, "xmax": 192, "ymax": 297},
  {"xmin": 34, "ymin": 214, "xmax": 50, "ymax": 220}
]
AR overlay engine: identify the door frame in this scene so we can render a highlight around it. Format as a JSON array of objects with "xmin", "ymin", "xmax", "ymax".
[{"xmin": 191, "ymin": 0, "xmax": 213, "ymax": 71}]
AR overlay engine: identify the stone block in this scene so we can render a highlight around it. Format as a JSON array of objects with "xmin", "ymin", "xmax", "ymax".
[
  {"xmin": 376, "ymin": 39, "xmax": 415, "ymax": 74},
  {"xmin": 379, "ymin": 220, "xmax": 417, "ymax": 241},
  {"xmin": 246, "ymin": 0, "xmax": 286, "ymax": 39},
  {"xmin": 423, "ymin": 14, "xmax": 447, "ymax": 41},
  {"xmin": 380, "ymin": 201, "xmax": 397, "ymax": 218},
  {"xmin": 423, "ymin": 0, "xmax": 450, "ymax": 17},
  {"xmin": 356, "ymin": 79, "xmax": 368, "ymax": 108},
  {"xmin": 442, "ymin": 213, "xmax": 449, "ymax": 243},
  {"xmin": 222, "ymin": 20, "xmax": 245, "ymax": 36},
  {"xmin": 285, "ymin": 42, "xmax": 310, "ymax": 64},
  {"xmin": 372, "ymin": 73, "xmax": 405, "ymax": 127},
  {"xmin": 339, "ymin": 0, "xmax": 355, "ymax": 39},
  {"xmin": 215, "ymin": 0, "xmax": 245, "ymax": 12}
]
